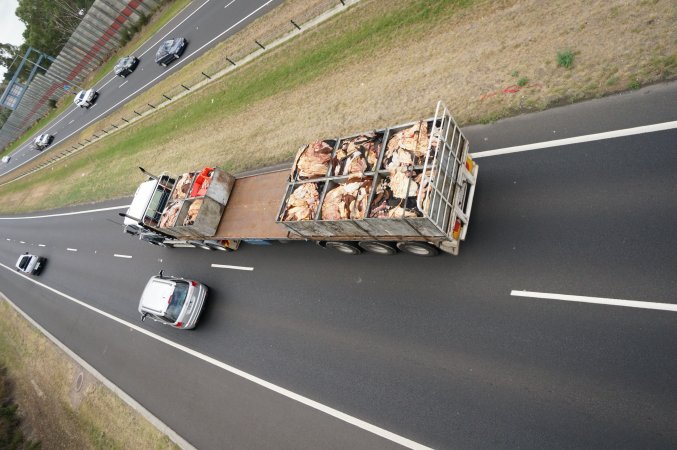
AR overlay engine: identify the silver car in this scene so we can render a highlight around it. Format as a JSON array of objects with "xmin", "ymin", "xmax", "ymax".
[
  {"xmin": 138, "ymin": 271, "xmax": 207, "ymax": 329},
  {"xmin": 15, "ymin": 253, "xmax": 47, "ymax": 275}
]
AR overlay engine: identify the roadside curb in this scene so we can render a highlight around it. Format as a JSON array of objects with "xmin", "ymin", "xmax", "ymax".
[{"xmin": 0, "ymin": 292, "xmax": 197, "ymax": 450}]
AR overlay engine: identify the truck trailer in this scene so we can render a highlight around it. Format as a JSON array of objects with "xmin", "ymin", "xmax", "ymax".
[{"xmin": 121, "ymin": 102, "xmax": 478, "ymax": 256}]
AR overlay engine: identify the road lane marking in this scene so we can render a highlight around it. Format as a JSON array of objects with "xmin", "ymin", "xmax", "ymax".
[
  {"xmin": 19, "ymin": 241, "xmax": 25, "ymax": 244},
  {"xmin": 2, "ymin": 0, "xmax": 270, "ymax": 181},
  {"xmin": 119, "ymin": 80, "xmax": 128, "ymax": 88},
  {"xmin": 142, "ymin": 0, "xmax": 213, "ymax": 58},
  {"xmin": 225, "ymin": 0, "xmax": 236, "ymax": 7},
  {"xmin": 68, "ymin": 119, "xmax": 74, "ymax": 125},
  {"xmin": 472, "ymin": 120, "xmax": 677, "ymax": 159},
  {"xmin": 0, "ymin": 204, "xmax": 129, "ymax": 220},
  {"xmin": 211, "ymin": 264, "xmax": 253, "ymax": 271},
  {"xmin": 38, "ymin": 244, "xmax": 46, "ymax": 247},
  {"xmin": 67, "ymin": 248, "xmax": 78, "ymax": 252},
  {"xmin": 114, "ymin": 254, "xmax": 133, "ymax": 259},
  {"xmin": 0, "ymin": 261, "xmax": 430, "ymax": 450},
  {"xmin": 510, "ymin": 290, "xmax": 677, "ymax": 312},
  {"xmin": 0, "ymin": 296, "xmax": 196, "ymax": 450}
]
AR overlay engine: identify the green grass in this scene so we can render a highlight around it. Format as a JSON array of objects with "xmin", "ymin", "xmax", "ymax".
[
  {"xmin": 557, "ymin": 49, "xmax": 575, "ymax": 69},
  {"xmin": 0, "ymin": 0, "xmax": 480, "ymax": 210},
  {"xmin": 1, "ymin": 0, "xmax": 192, "ymax": 159},
  {"xmin": 517, "ymin": 76, "xmax": 529, "ymax": 87}
]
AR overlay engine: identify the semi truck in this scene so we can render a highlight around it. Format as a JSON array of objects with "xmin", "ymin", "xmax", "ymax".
[{"xmin": 121, "ymin": 101, "xmax": 478, "ymax": 256}]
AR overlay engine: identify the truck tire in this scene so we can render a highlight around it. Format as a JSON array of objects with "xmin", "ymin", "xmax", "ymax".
[
  {"xmin": 325, "ymin": 241, "xmax": 362, "ymax": 255},
  {"xmin": 358, "ymin": 241, "xmax": 397, "ymax": 255},
  {"xmin": 396, "ymin": 242, "xmax": 439, "ymax": 256},
  {"xmin": 188, "ymin": 241, "xmax": 213, "ymax": 250}
]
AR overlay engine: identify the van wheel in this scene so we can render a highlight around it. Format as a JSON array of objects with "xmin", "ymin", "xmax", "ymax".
[
  {"xmin": 325, "ymin": 241, "xmax": 362, "ymax": 255},
  {"xmin": 396, "ymin": 242, "xmax": 439, "ymax": 256},
  {"xmin": 358, "ymin": 241, "xmax": 397, "ymax": 255}
]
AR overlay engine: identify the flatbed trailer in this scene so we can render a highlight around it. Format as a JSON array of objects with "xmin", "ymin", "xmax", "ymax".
[{"xmin": 122, "ymin": 101, "xmax": 478, "ymax": 256}]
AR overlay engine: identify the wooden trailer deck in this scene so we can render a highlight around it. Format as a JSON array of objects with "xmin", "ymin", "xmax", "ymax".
[{"xmin": 213, "ymin": 170, "xmax": 291, "ymax": 240}]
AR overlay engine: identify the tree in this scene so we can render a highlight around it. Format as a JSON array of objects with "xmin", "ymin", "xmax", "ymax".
[{"xmin": 15, "ymin": 0, "xmax": 95, "ymax": 58}]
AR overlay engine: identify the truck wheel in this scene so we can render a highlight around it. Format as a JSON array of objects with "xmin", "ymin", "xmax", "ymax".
[
  {"xmin": 325, "ymin": 241, "xmax": 362, "ymax": 255},
  {"xmin": 188, "ymin": 241, "xmax": 212, "ymax": 250},
  {"xmin": 358, "ymin": 241, "xmax": 397, "ymax": 255},
  {"xmin": 396, "ymin": 242, "xmax": 439, "ymax": 256}
]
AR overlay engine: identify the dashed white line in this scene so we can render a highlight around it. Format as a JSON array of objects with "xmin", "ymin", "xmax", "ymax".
[
  {"xmin": 5, "ymin": 238, "xmax": 10, "ymax": 241},
  {"xmin": 472, "ymin": 121, "xmax": 677, "ymax": 159},
  {"xmin": 19, "ymin": 241, "xmax": 25, "ymax": 244},
  {"xmin": 225, "ymin": 0, "xmax": 236, "ymax": 8},
  {"xmin": 38, "ymin": 244, "xmax": 46, "ymax": 247},
  {"xmin": 119, "ymin": 80, "xmax": 128, "ymax": 88},
  {"xmin": 68, "ymin": 119, "xmax": 74, "ymax": 125},
  {"xmin": 510, "ymin": 290, "xmax": 677, "ymax": 312},
  {"xmin": 66, "ymin": 248, "xmax": 78, "ymax": 252},
  {"xmin": 0, "ymin": 261, "xmax": 429, "ymax": 450},
  {"xmin": 211, "ymin": 264, "xmax": 254, "ymax": 271},
  {"xmin": 114, "ymin": 254, "xmax": 133, "ymax": 259}
]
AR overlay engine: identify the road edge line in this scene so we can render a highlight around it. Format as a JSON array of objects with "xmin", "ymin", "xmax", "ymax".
[
  {"xmin": 510, "ymin": 290, "xmax": 677, "ymax": 311},
  {"xmin": 0, "ymin": 291, "xmax": 197, "ymax": 450}
]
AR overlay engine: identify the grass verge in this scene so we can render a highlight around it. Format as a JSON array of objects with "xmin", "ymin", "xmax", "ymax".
[
  {"xmin": 0, "ymin": 0, "xmax": 675, "ymax": 213},
  {"xmin": 0, "ymin": 297, "xmax": 179, "ymax": 449}
]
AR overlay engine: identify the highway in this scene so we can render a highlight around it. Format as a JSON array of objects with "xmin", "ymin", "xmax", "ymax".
[
  {"xmin": 0, "ymin": 0, "xmax": 281, "ymax": 177},
  {"xmin": 1, "ymin": 83, "xmax": 676, "ymax": 449}
]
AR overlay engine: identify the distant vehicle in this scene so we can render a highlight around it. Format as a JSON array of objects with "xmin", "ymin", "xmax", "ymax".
[
  {"xmin": 33, "ymin": 133, "xmax": 54, "ymax": 150},
  {"xmin": 1, "ymin": 156, "xmax": 10, "ymax": 163},
  {"xmin": 155, "ymin": 38, "xmax": 187, "ymax": 67},
  {"xmin": 114, "ymin": 56, "xmax": 139, "ymax": 77},
  {"xmin": 74, "ymin": 89, "xmax": 98, "ymax": 108},
  {"xmin": 138, "ymin": 271, "xmax": 207, "ymax": 329},
  {"xmin": 15, "ymin": 253, "xmax": 47, "ymax": 275}
]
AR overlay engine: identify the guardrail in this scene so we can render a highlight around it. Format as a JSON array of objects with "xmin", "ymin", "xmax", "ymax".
[{"xmin": 0, "ymin": 0, "xmax": 359, "ymax": 188}]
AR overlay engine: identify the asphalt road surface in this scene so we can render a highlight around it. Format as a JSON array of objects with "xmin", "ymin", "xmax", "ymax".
[
  {"xmin": 0, "ymin": 83, "xmax": 676, "ymax": 449},
  {"xmin": 1, "ymin": 0, "xmax": 281, "ymax": 176}
]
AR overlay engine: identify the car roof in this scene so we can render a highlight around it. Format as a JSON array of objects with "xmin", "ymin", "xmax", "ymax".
[{"xmin": 140, "ymin": 277, "xmax": 176, "ymax": 314}]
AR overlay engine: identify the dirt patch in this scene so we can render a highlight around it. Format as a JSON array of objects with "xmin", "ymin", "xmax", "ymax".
[{"xmin": 0, "ymin": 297, "xmax": 179, "ymax": 449}]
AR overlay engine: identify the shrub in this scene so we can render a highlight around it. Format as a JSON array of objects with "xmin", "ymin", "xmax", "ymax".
[{"xmin": 557, "ymin": 50, "xmax": 575, "ymax": 69}]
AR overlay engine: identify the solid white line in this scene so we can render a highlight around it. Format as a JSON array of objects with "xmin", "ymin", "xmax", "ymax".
[
  {"xmin": 211, "ymin": 264, "xmax": 254, "ymax": 271},
  {"xmin": 4, "ymin": 1, "xmax": 274, "ymax": 182},
  {"xmin": 114, "ymin": 254, "xmax": 133, "ymax": 259},
  {"xmin": 0, "ymin": 293, "xmax": 196, "ymax": 450},
  {"xmin": 0, "ymin": 204, "xmax": 129, "ymax": 220},
  {"xmin": 510, "ymin": 290, "xmax": 677, "ymax": 312},
  {"xmin": 472, "ymin": 121, "xmax": 677, "ymax": 159},
  {"xmin": 66, "ymin": 248, "xmax": 78, "ymax": 252},
  {"xmin": 0, "ymin": 262, "xmax": 429, "ymax": 450}
]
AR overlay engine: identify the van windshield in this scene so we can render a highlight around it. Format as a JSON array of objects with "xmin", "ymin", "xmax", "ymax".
[{"xmin": 164, "ymin": 281, "xmax": 189, "ymax": 322}]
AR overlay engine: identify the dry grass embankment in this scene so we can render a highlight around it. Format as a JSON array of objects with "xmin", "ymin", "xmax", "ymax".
[
  {"xmin": 0, "ymin": 0, "xmax": 674, "ymax": 213},
  {"xmin": 0, "ymin": 297, "xmax": 179, "ymax": 449}
]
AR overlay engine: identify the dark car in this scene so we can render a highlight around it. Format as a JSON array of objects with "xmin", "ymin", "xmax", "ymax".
[
  {"xmin": 114, "ymin": 56, "xmax": 139, "ymax": 77},
  {"xmin": 155, "ymin": 38, "xmax": 187, "ymax": 67}
]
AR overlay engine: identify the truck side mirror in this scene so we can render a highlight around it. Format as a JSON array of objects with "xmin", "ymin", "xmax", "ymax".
[
  {"xmin": 158, "ymin": 269, "xmax": 164, "ymax": 278},
  {"xmin": 141, "ymin": 313, "xmax": 148, "ymax": 322}
]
